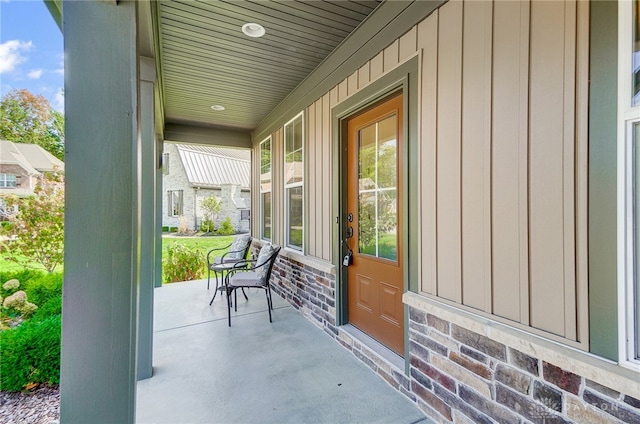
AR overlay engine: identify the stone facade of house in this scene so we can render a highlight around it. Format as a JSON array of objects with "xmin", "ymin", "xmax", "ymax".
[{"xmin": 162, "ymin": 143, "xmax": 250, "ymax": 233}]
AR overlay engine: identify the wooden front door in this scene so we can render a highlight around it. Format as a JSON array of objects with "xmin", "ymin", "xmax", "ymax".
[{"xmin": 346, "ymin": 93, "xmax": 404, "ymax": 356}]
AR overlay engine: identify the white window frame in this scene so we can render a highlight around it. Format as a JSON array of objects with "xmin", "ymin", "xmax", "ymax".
[
  {"xmin": 259, "ymin": 136, "xmax": 272, "ymax": 241},
  {"xmin": 168, "ymin": 190, "xmax": 183, "ymax": 217},
  {"xmin": 284, "ymin": 112, "xmax": 304, "ymax": 251},
  {"xmin": 0, "ymin": 174, "xmax": 17, "ymax": 188},
  {"xmin": 618, "ymin": 0, "xmax": 640, "ymax": 370}
]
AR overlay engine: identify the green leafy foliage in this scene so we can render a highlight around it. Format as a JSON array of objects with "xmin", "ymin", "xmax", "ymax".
[
  {"xmin": 0, "ymin": 89, "xmax": 64, "ymax": 160},
  {"xmin": 21, "ymin": 273, "xmax": 63, "ymax": 307},
  {"xmin": 200, "ymin": 218, "xmax": 214, "ymax": 233},
  {"xmin": 0, "ymin": 172, "xmax": 64, "ymax": 273},
  {"xmin": 217, "ymin": 217, "xmax": 235, "ymax": 235},
  {"xmin": 163, "ymin": 243, "xmax": 204, "ymax": 283},
  {"xmin": 0, "ymin": 314, "xmax": 61, "ymax": 391},
  {"xmin": 0, "ymin": 272, "xmax": 63, "ymax": 390},
  {"xmin": 0, "ymin": 273, "xmax": 62, "ymax": 327},
  {"xmin": 31, "ymin": 295, "xmax": 61, "ymax": 322},
  {"xmin": 200, "ymin": 196, "xmax": 221, "ymax": 227}
]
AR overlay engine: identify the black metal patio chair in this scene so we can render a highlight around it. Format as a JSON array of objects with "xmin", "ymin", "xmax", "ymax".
[
  {"xmin": 224, "ymin": 243, "xmax": 281, "ymax": 326},
  {"xmin": 206, "ymin": 234, "xmax": 252, "ymax": 301}
]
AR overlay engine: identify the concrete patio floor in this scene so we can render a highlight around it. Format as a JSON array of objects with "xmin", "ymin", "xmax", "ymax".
[{"xmin": 136, "ymin": 279, "xmax": 431, "ymax": 424}]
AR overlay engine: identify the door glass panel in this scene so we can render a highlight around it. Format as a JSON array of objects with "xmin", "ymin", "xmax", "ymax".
[
  {"xmin": 377, "ymin": 189, "xmax": 397, "ymax": 260},
  {"xmin": 359, "ymin": 192, "xmax": 376, "ymax": 256},
  {"xmin": 358, "ymin": 124, "xmax": 376, "ymax": 189},
  {"xmin": 377, "ymin": 116, "xmax": 397, "ymax": 189},
  {"xmin": 357, "ymin": 114, "xmax": 398, "ymax": 260}
]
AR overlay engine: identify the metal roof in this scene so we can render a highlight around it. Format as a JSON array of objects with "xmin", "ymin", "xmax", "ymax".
[
  {"xmin": 157, "ymin": 0, "xmax": 382, "ymax": 131},
  {"xmin": 176, "ymin": 144, "xmax": 250, "ymax": 189}
]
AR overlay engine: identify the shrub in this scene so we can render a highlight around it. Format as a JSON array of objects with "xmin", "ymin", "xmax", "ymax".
[
  {"xmin": 162, "ymin": 226, "xmax": 169, "ymax": 232},
  {"xmin": 0, "ymin": 221, "xmax": 15, "ymax": 231},
  {"xmin": 31, "ymin": 295, "xmax": 61, "ymax": 322},
  {"xmin": 200, "ymin": 218, "xmax": 214, "ymax": 233},
  {"xmin": 0, "ymin": 314, "xmax": 61, "ymax": 391},
  {"xmin": 163, "ymin": 243, "xmax": 204, "ymax": 283},
  {"xmin": 22, "ymin": 273, "xmax": 63, "ymax": 307},
  {"xmin": 3, "ymin": 290, "xmax": 38, "ymax": 317},
  {"xmin": 0, "ymin": 272, "xmax": 62, "ymax": 306},
  {"xmin": 0, "ymin": 269, "xmax": 43, "ymax": 291},
  {"xmin": 0, "ymin": 273, "xmax": 62, "ymax": 328},
  {"xmin": 217, "ymin": 217, "xmax": 235, "ymax": 236}
]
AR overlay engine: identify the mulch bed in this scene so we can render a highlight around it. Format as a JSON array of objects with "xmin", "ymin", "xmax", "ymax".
[{"xmin": 0, "ymin": 385, "xmax": 59, "ymax": 424}]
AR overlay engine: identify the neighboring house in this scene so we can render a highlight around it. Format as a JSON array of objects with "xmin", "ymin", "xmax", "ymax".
[
  {"xmin": 57, "ymin": 2, "xmax": 640, "ymax": 424},
  {"xmin": 0, "ymin": 139, "xmax": 64, "ymax": 218},
  {"xmin": 162, "ymin": 143, "xmax": 250, "ymax": 233}
]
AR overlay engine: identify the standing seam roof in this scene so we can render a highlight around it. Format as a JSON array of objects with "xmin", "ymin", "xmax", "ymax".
[{"xmin": 176, "ymin": 144, "xmax": 250, "ymax": 189}]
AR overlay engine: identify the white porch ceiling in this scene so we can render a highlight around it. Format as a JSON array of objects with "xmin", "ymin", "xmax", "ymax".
[{"xmin": 156, "ymin": 0, "xmax": 382, "ymax": 132}]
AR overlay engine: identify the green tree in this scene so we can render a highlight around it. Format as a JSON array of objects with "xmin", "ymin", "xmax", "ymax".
[
  {"xmin": 0, "ymin": 171, "xmax": 65, "ymax": 273},
  {"xmin": 200, "ymin": 196, "xmax": 222, "ymax": 231},
  {"xmin": 0, "ymin": 89, "xmax": 64, "ymax": 160}
]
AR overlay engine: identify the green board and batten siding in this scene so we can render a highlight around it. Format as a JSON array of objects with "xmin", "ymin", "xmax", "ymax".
[{"xmin": 253, "ymin": 0, "xmax": 594, "ymax": 350}]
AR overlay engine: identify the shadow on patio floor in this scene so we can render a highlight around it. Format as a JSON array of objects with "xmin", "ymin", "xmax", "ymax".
[{"xmin": 136, "ymin": 279, "xmax": 430, "ymax": 424}]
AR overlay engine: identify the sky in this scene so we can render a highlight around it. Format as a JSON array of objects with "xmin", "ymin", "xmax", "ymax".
[{"xmin": 0, "ymin": 0, "xmax": 64, "ymax": 111}]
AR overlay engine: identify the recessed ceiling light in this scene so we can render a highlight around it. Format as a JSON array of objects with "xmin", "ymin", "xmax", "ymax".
[
  {"xmin": 210, "ymin": 105, "xmax": 225, "ymax": 111},
  {"xmin": 242, "ymin": 22, "xmax": 265, "ymax": 38}
]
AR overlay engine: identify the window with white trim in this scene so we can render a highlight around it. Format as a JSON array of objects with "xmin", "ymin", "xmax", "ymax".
[
  {"xmin": 284, "ymin": 112, "xmax": 304, "ymax": 250},
  {"xmin": 0, "ymin": 174, "xmax": 17, "ymax": 188},
  {"xmin": 620, "ymin": 0, "xmax": 640, "ymax": 367},
  {"xmin": 259, "ymin": 137, "xmax": 272, "ymax": 240},
  {"xmin": 168, "ymin": 190, "xmax": 183, "ymax": 217}
]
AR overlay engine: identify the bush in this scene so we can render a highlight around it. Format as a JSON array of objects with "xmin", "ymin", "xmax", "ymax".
[
  {"xmin": 0, "ymin": 221, "xmax": 14, "ymax": 232},
  {"xmin": 163, "ymin": 243, "xmax": 204, "ymax": 283},
  {"xmin": 217, "ymin": 217, "xmax": 235, "ymax": 236},
  {"xmin": 162, "ymin": 226, "xmax": 169, "ymax": 232},
  {"xmin": 31, "ymin": 295, "xmax": 61, "ymax": 322},
  {"xmin": 0, "ymin": 314, "xmax": 61, "ymax": 391},
  {"xmin": 200, "ymin": 218, "xmax": 214, "ymax": 233},
  {"xmin": 21, "ymin": 273, "xmax": 63, "ymax": 307},
  {"xmin": 0, "ymin": 269, "xmax": 43, "ymax": 290},
  {"xmin": 0, "ymin": 271, "xmax": 62, "ymax": 306}
]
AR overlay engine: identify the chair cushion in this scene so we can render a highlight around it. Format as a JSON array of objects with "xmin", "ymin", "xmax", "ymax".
[
  {"xmin": 228, "ymin": 271, "xmax": 264, "ymax": 288},
  {"xmin": 225, "ymin": 234, "xmax": 251, "ymax": 259},
  {"xmin": 255, "ymin": 243, "xmax": 276, "ymax": 280}
]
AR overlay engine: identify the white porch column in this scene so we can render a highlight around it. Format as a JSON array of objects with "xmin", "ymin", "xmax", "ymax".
[
  {"xmin": 61, "ymin": 1, "xmax": 140, "ymax": 422},
  {"xmin": 138, "ymin": 56, "xmax": 156, "ymax": 380}
]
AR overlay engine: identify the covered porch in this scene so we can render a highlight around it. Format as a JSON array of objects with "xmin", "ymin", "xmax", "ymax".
[
  {"xmin": 53, "ymin": 0, "xmax": 640, "ymax": 423},
  {"xmin": 136, "ymin": 279, "xmax": 428, "ymax": 423}
]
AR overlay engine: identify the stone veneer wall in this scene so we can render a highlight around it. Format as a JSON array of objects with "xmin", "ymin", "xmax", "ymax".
[
  {"xmin": 405, "ymin": 307, "xmax": 640, "ymax": 424},
  {"xmin": 256, "ymin": 243, "xmax": 640, "ymax": 424},
  {"xmin": 252, "ymin": 244, "xmax": 337, "ymax": 329}
]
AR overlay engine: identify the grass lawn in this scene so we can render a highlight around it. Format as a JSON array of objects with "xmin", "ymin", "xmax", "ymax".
[
  {"xmin": 0, "ymin": 251, "xmax": 53, "ymax": 274},
  {"xmin": 0, "ymin": 234, "xmax": 238, "ymax": 280}
]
